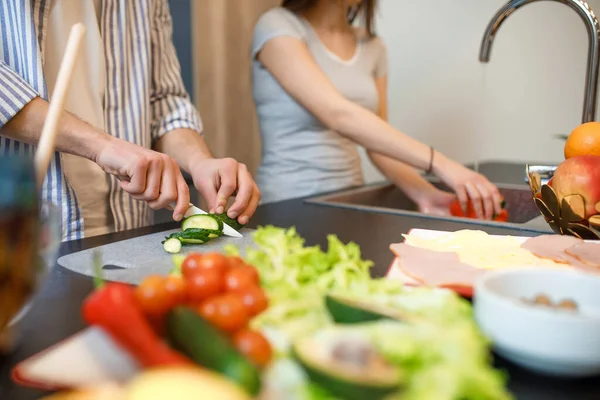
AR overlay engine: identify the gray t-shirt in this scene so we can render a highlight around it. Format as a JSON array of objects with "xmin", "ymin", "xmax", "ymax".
[{"xmin": 251, "ymin": 7, "xmax": 387, "ymax": 204}]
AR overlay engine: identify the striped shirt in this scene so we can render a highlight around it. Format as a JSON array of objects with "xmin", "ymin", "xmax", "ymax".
[{"xmin": 0, "ymin": 0, "xmax": 203, "ymax": 241}]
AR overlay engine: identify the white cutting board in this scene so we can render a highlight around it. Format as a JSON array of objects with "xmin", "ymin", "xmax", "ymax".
[{"xmin": 57, "ymin": 228, "xmax": 257, "ymax": 285}]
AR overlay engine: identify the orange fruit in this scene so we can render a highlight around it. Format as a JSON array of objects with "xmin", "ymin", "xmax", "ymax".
[{"xmin": 564, "ymin": 122, "xmax": 600, "ymax": 159}]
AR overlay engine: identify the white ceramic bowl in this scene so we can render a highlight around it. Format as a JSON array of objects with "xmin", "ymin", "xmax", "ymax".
[{"xmin": 473, "ymin": 267, "xmax": 600, "ymax": 378}]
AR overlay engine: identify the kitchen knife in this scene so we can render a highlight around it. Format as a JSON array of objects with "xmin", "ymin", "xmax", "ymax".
[
  {"xmin": 184, "ymin": 203, "xmax": 243, "ymax": 238},
  {"xmin": 171, "ymin": 202, "xmax": 243, "ymax": 238}
]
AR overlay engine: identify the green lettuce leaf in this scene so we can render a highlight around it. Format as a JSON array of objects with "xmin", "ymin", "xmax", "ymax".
[
  {"xmin": 169, "ymin": 254, "xmax": 186, "ymax": 277},
  {"xmin": 224, "ymin": 226, "xmax": 373, "ymax": 293},
  {"xmin": 366, "ymin": 321, "xmax": 512, "ymax": 400},
  {"xmin": 225, "ymin": 226, "xmax": 512, "ymax": 400}
]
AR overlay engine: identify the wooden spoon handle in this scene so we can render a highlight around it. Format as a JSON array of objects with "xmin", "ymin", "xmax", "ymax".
[{"xmin": 34, "ymin": 23, "xmax": 86, "ymax": 189}]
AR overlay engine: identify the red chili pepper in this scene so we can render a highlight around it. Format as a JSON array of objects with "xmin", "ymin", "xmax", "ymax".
[{"xmin": 82, "ymin": 282, "xmax": 192, "ymax": 368}]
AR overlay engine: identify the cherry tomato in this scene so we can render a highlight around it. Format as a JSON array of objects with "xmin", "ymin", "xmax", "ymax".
[
  {"xmin": 181, "ymin": 252, "xmax": 230, "ymax": 279},
  {"xmin": 236, "ymin": 286, "xmax": 269, "ymax": 316},
  {"xmin": 450, "ymin": 198, "xmax": 509, "ymax": 222},
  {"xmin": 135, "ymin": 275, "xmax": 174, "ymax": 317},
  {"xmin": 233, "ymin": 329, "xmax": 273, "ymax": 368},
  {"xmin": 197, "ymin": 293, "xmax": 249, "ymax": 333},
  {"xmin": 181, "ymin": 253, "xmax": 203, "ymax": 279},
  {"xmin": 227, "ymin": 256, "xmax": 260, "ymax": 283},
  {"xmin": 228, "ymin": 256, "xmax": 247, "ymax": 269},
  {"xmin": 186, "ymin": 268, "xmax": 225, "ymax": 303},
  {"xmin": 225, "ymin": 266, "xmax": 260, "ymax": 292},
  {"xmin": 495, "ymin": 209, "xmax": 509, "ymax": 222},
  {"xmin": 163, "ymin": 275, "xmax": 187, "ymax": 304},
  {"xmin": 241, "ymin": 265, "xmax": 261, "ymax": 285}
]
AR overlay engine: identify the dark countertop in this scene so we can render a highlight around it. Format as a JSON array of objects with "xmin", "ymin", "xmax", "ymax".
[{"xmin": 1, "ymin": 162, "xmax": 597, "ymax": 400}]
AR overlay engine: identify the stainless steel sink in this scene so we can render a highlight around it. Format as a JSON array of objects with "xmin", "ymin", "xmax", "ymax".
[{"xmin": 305, "ymin": 179, "xmax": 552, "ymax": 232}]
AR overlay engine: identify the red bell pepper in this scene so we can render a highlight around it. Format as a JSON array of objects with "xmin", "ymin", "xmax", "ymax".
[
  {"xmin": 82, "ymin": 281, "xmax": 192, "ymax": 368},
  {"xmin": 449, "ymin": 198, "xmax": 508, "ymax": 222}
]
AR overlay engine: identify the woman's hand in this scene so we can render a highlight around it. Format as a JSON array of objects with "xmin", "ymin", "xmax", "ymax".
[
  {"xmin": 432, "ymin": 153, "xmax": 503, "ymax": 220},
  {"xmin": 414, "ymin": 188, "xmax": 456, "ymax": 217}
]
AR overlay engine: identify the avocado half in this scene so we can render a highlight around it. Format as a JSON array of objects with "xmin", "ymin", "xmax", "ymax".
[
  {"xmin": 292, "ymin": 327, "xmax": 402, "ymax": 400},
  {"xmin": 325, "ymin": 294, "xmax": 407, "ymax": 324}
]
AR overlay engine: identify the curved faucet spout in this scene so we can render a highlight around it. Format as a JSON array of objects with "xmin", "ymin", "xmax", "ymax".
[{"xmin": 479, "ymin": 0, "xmax": 600, "ymax": 123}]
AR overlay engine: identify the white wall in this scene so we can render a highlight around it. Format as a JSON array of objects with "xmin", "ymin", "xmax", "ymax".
[{"xmin": 360, "ymin": 0, "xmax": 600, "ymax": 183}]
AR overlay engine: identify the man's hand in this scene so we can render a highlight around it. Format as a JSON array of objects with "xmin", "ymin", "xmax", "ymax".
[
  {"xmin": 189, "ymin": 158, "xmax": 261, "ymax": 225},
  {"xmin": 153, "ymin": 129, "xmax": 261, "ymax": 225},
  {"xmin": 0, "ymin": 98, "xmax": 192, "ymax": 222},
  {"xmin": 94, "ymin": 137, "xmax": 190, "ymax": 221}
]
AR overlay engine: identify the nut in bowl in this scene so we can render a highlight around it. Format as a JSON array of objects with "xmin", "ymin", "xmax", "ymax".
[{"xmin": 473, "ymin": 268, "xmax": 600, "ymax": 378}]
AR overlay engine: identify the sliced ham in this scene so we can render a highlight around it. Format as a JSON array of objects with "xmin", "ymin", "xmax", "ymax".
[
  {"xmin": 389, "ymin": 243, "xmax": 484, "ymax": 288},
  {"xmin": 520, "ymin": 235, "xmax": 587, "ymax": 267},
  {"xmin": 564, "ymin": 242, "xmax": 600, "ymax": 272}
]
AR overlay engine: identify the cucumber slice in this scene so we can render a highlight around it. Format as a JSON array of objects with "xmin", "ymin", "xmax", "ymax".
[
  {"xmin": 181, "ymin": 238, "xmax": 206, "ymax": 244},
  {"xmin": 167, "ymin": 229, "xmax": 213, "ymax": 245},
  {"xmin": 163, "ymin": 237, "xmax": 183, "ymax": 254},
  {"xmin": 182, "ymin": 214, "xmax": 223, "ymax": 235}
]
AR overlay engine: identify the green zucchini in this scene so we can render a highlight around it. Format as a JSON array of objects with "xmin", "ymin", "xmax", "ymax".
[
  {"xmin": 162, "ymin": 237, "xmax": 182, "ymax": 254},
  {"xmin": 165, "ymin": 307, "xmax": 262, "ymax": 396},
  {"xmin": 181, "ymin": 214, "xmax": 223, "ymax": 238}
]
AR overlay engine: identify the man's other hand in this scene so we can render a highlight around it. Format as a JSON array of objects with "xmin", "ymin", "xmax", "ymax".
[{"xmin": 189, "ymin": 158, "xmax": 260, "ymax": 225}]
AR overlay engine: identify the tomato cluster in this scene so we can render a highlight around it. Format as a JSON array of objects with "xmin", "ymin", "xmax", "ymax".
[
  {"xmin": 449, "ymin": 198, "xmax": 509, "ymax": 222},
  {"xmin": 133, "ymin": 252, "xmax": 272, "ymax": 368}
]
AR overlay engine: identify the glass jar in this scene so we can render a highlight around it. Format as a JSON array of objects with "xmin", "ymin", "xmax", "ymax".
[{"xmin": 0, "ymin": 154, "xmax": 39, "ymax": 332}]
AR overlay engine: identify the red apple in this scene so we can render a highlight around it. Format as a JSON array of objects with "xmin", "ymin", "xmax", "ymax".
[
  {"xmin": 535, "ymin": 178, "xmax": 552, "ymax": 200},
  {"xmin": 552, "ymin": 155, "xmax": 600, "ymax": 218}
]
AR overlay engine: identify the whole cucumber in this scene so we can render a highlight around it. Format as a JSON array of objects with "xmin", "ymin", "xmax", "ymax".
[{"xmin": 165, "ymin": 307, "xmax": 262, "ymax": 396}]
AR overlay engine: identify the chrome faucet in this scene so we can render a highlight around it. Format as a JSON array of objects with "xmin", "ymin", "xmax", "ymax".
[{"xmin": 480, "ymin": 0, "xmax": 600, "ymax": 124}]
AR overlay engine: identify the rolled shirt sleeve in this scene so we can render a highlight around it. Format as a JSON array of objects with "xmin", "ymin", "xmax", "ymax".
[
  {"xmin": 149, "ymin": 0, "xmax": 203, "ymax": 143},
  {"xmin": 0, "ymin": 60, "xmax": 39, "ymax": 128}
]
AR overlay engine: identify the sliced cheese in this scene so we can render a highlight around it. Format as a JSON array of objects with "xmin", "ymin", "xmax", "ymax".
[{"xmin": 402, "ymin": 230, "xmax": 567, "ymax": 270}]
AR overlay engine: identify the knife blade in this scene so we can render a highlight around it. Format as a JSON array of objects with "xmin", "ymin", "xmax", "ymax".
[
  {"xmin": 184, "ymin": 204, "xmax": 243, "ymax": 238},
  {"xmin": 170, "ymin": 202, "xmax": 243, "ymax": 238}
]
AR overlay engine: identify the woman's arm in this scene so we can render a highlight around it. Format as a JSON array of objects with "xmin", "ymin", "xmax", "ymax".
[
  {"xmin": 257, "ymin": 37, "xmax": 435, "ymax": 172},
  {"xmin": 367, "ymin": 76, "xmax": 456, "ymax": 216},
  {"xmin": 256, "ymin": 36, "xmax": 502, "ymax": 219},
  {"xmin": 367, "ymin": 76, "xmax": 439, "ymax": 202}
]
